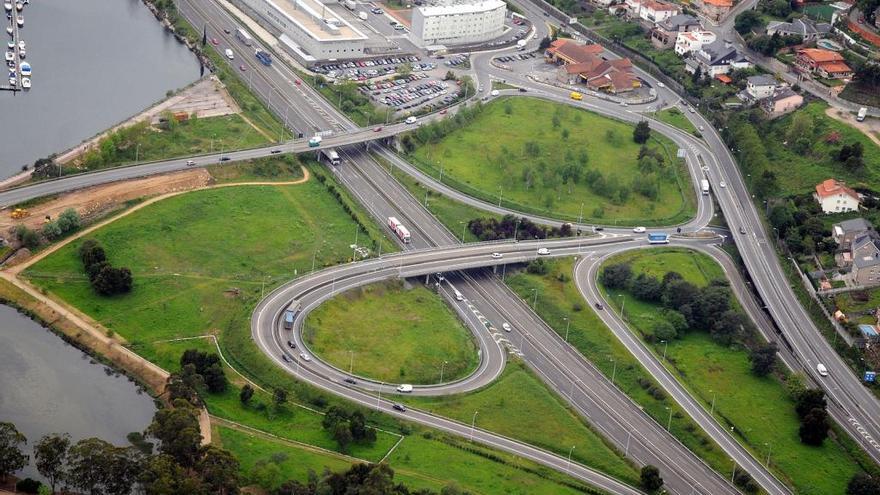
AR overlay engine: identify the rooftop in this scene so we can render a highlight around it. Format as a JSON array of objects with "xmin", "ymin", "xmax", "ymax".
[
  {"xmin": 418, "ymin": 0, "xmax": 506, "ymax": 16},
  {"xmin": 798, "ymin": 48, "xmax": 846, "ymax": 63},
  {"xmin": 268, "ymin": 0, "xmax": 367, "ymax": 41},
  {"xmin": 833, "ymin": 217, "xmax": 872, "ymax": 234},
  {"xmin": 747, "ymin": 74, "xmax": 777, "ymax": 86},
  {"xmin": 703, "ymin": 0, "xmax": 733, "ymax": 7},
  {"xmin": 815, "ymin": 178, "xmax": 859, "ymax": 200}
]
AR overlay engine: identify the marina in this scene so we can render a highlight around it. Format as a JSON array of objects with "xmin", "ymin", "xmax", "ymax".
[{"xmin": 2, "ymin": 0, "xmax": 27, "ymax": 92}]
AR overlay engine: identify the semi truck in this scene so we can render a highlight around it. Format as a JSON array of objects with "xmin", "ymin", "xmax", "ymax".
[
  {"xmin": 858, "ymin": 107, "xmax": 867, "ymax": 122},
  {"xmin": 282, "ymin": 303, "xmax": 301, "ymax": 330},
  {"xmin": 700, "ymin": 179, "xmax": 709, "ymax": 195},
  {"xmin": 344, "ymin": 0, "xmax": 356, "ymax": 10},
  {"xmin": 236, "ymin": 28, "xmax": 253, "ymax": 46},
  {"xmin": 388, "ymin": 216, "xmax": 411, "ymax": 243},
  {"xmin": 255, "ymin": 50, "xmax": 272, "ymax": 66},
  {"xmin": 322, "ymin": 148, "xmax": 341, "ymax": 165}
]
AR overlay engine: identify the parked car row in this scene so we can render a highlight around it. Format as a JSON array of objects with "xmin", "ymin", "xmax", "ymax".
[
  {"xmin": 363, "ymin": 72, "xmax": 428, "ymax": 93},
  {"xmin": 496, "ymin": 52, "xmax": 537, "ymax": 64},
  {"xmin": 312, "ymin": 55, "xmax": 421, "ymax": 80},
  {"xmin": 364, "ymin": 78, "xmax": 452, "ymax": 109},
  {"xmin": 444, "ymin": 55, "xmax": 468, "ymax": 67}
]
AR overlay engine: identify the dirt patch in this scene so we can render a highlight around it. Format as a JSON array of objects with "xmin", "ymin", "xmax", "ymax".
[
  {"xmin": 824, "ymin": 107, "xmax": 880, "ymax": 148},
  {"xmin": 0, "ymin": 169, "xmax": 212, "ymax": 235}
]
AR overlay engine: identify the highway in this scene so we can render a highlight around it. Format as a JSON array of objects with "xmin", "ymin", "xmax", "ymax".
[{"xmin": 2, "ymin": 0, "xmax": 878, "ymax": 492}]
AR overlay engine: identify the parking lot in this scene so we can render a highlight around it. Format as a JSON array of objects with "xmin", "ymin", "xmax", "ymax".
[
  {"xmin": 359, "ymin": 73, "xmax": 461, "ymax": 112},
  {"xmin": 312, "ymin": 55, "xmax": 431, "ymax": 82},
  {"xmin": 493, "ymin": 51, "xmax": 539, "ymax": 65}
]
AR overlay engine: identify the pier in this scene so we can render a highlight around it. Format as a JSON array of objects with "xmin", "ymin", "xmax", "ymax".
[{"xmin": 2, "ymin": 0, "xmax": 27, "ymax": 92}]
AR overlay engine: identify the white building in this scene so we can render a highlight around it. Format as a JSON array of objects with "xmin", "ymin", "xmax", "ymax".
[
  {"xmin": 674, "ymin": 30, "xmax": 715, "ymax": 56},
  {"xmin": 814, "ymin": 179, "xmax": 860, "ymax": 214},
  {"xmin": 238, "ymin": 0, "xmax": 368, "ymax": 62},
  {"xmin": 745, "ymin": 75, "xmax": 777, "ymax": 99},
  {"xmin": 411, "ymin": 0, "xmax": 507, "ymax": 47},
  {"xmin": 625, "ymin": 0, "xmax": 681, "ymax": 24}
]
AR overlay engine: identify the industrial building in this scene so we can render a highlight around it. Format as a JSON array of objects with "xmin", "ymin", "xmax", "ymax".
[
  {"xmin": 410, "ymin": 0, "xmax": 507, "ymax": 47},
  {"xmin": 238, "ymin": 0, "xmax": 368, "ymax": 62}
]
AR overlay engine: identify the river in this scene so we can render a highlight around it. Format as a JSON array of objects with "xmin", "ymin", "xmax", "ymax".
[
  {"xmin": 0, "ymin": 305, "xmax": 157, "ymax": 480},
  {"xmin": 0, "ymin": 0, "xmax": 201, "ymax": 178}
]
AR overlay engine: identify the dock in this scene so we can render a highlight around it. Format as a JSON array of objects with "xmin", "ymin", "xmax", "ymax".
[{"xmin": 2, "ymin": 0, "xmax": 26, "ymax": 93}]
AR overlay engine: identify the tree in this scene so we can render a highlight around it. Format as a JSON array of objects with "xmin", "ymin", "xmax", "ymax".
[
  {"xmin": 601, "ymin": 263, "xmax": 632, "ymax": 290},
  {"xmin": 693, "ymin": 285, "xmax": 732, "ymax": 329},
  {"xmin": 332, "ymin": 423, "xmax": 354, "ymax": 453},
  {"xmin": 203, "ymin": 364, "xmax": 228, "ymax": 393},
  {"xmin": 662, "ymin": 279, "xmax": 699, "ymax": 311},
  {"xmin": 795, "ymin": 389, "xmax": 827, "ymax": 418},
  {"xmin": 197, "ymin": 446, "xmax": 240, "ymax": 495},
  {"xmin": 33, "ymin": 433, "xmax": 70, "ymax": 493},
  {"xmin": 92, "ymin": 265, "xmax": 133, "ymax": 296},
  {"xmin": 640, "ymin": 465, "xmax": 664, "ymax": 491},
  {"xmin": 799, "ymin": 407, "xmax": 830, "ymax": 446},
  {"xmin": 273, "ymin": 388, "xmax": 288, "ymax": 407},
  {"xmin": 147, "ymin": 399, "xmax": 203, "ymax": 468},
  {"xmin": 56, "ymin": 208, "xmax": 81, "ymax": 234},
  {"xmin": 239, "ymin": 384, "xmax": 255, "ymax": 405},
  {"xmin": 633, "ymin": 121, "xmax": 651, "ymax": 144},
  {"xmin": 749, "ymin": 342, "xmax": 778, "ymax": 377},
  {"xmin": 786, "ymin": 112, "xmax": 814, "ymax": 145},
  {"xmin": 735, "ymin": 9, "xmax": 762, "ymax": 34},
  {"xmin": 632, "ymin": 273, "xmax": 663, "ymax": 302},
  {"xmin": 0, "ymin": 422, "xmax": 28, "ymax": 483},
  {"xmin": 847, "ymin": 473, "xmax": 880, "ymax": 495},
  {"xmin": 538, "ymin": 36, "xmax": 552, "ymax": 50},
  {"xmin": 652, "ymin": 319, "xmax": 677, "ymax": 341},
  {"xmin": 710, "ymin": 310, "xmax": 744, "ymax": 345},
  {"xmin": 66, "ymin": 438, "xmax": 142, "ymax": 495},
  {"xmin": 140, "ymin": 454, "xmax": 206, "ymax": 495}
]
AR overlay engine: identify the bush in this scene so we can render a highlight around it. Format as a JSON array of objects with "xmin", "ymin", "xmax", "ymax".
[
  {"xmin": 15, "ymin": 478, "xmax": 42, "ymax": 494},
  {"xmin": 640, "ymin": 465, "xmax": 663, "ymax": 490},
  {"xmin": 600, "ymin": 263, "xmax": 632, "ymax": 290},
  {"xmin": 79, "ymin": 239, "xmax": 133, "ymax": 296}
]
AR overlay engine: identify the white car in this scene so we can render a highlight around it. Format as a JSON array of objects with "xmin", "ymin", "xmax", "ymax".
[
  {"xmin": 537, "ymin": 247, "xmax": 550, "ymax": 255},
  {"xmin": 817, "ymin": 363, "xmax": 828, "ymax": 377},
  {"xmin": 396, "ymin": 384, "xmax": 413, "ymax": 393},
  {"xmin": 405, "ymin": 116, "xmax": 417, "ymax": 124},
  {"xmin": 299, "ymin": 352, "xmax": 311, "ymax": 362},
  {"xmin": 657, "ymin": 82, "xmax": 665, "ymax": 88},
  {"xmin": 224, "ymin": 48, "xmax": 234, "ymax": 60},
  {"xmin": 490, "ymin": 89, "xmax": 500, "ymax": 97},
  {"xmin": 719, "ymin": 181, "xmax": 726, "ymax": 188},
  {"xmin": 633, "ymin": 226, "xmax": 646, "ymax": 233},
  {"xmin": 502, "ymin": 322, "xmax": 512, "ymax": 332},
  {"xmin": 491, "ymin": 252, "xmax": 503, "ymax": 259}
]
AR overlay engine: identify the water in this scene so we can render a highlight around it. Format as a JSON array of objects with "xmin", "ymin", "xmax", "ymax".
[
  {"xmin": 0, "ymin": 305, "xmax": 156, "ymax": 480},
  {"xmin": 0, "ymin": 0, "xmax": 201, "ymax": 177}
]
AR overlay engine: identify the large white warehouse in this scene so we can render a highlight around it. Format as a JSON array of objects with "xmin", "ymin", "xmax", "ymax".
[
  {"xmin": 239, "ymin": 0, "xmax": 368, "ymax": 62},
  {"xmin": 411, "ymin": 0, "xmax": 507, "ymax": 47}
]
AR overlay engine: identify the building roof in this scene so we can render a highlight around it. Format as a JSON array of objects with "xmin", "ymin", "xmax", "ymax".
[
  {"xmin": 696, "ymin": 40, "xmax": 742, "ymax": 66},
  {"xmin": 703, "ymin": 0, "xmax": 733, "ymax": 7},
  {"xmin": 798, "ymin": 48, "xmax": 846, "ymax": 63},
  {"xmin": 833, "ymin": 217, "xmax": 872, "ymax": 234},
  {"xmin": 716, "ymin": 74, "xmax": 733, "ymax": 83},
  {"xmin": 821, "ymin": 61, "xmax": 853, "ymax": 73},
  {"xmin": 656, "ymin": 14, "xmax": 700, "ymax": 31},
  {"xmin": 747, "ymin": 74, "xmax": 777, "ymax": 86},
  {"xmin": 547, "ymin": 39, "xmax": 604, "ymax": 64},
  {"xmin": 767, "ymin": 18, "xmax": 831, "ymax": 37},
  {"xmin": 854, "ymin": 251, "xmax": 880, "ymax": 269},
  {"xmin": 267, "ymin": 0, "xmax": 367, "ymax": 41},
  {"xmin": 418, "ymin": 0, "xmax": 506, "ymax": 16},
  {"xmin": 815, "ymin": 178, "xmax": 859, "ymax": 200},
  {"xmin": 640, "ymin": 0, "xmax": 680, "ymax": 11},
  {"xmin": 768, "ymin": 87, "xmax": 799, "ymax": 102}
]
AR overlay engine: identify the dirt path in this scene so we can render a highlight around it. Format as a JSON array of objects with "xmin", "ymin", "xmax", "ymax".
[{"xmin": 825, "ymin": 107, "xmax": 880, "ymax": 148}]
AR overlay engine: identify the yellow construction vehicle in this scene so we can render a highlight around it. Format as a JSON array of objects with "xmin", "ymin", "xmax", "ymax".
[{"xmin": 10, "ymin": 208, "xmax": 28, "ymax": 219}]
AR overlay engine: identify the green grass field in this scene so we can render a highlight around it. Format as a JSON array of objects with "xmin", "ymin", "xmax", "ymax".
[
  {"xmin": 205, "ymin": 155, "xmax": 304, "ymax": 183},
  {"xmin": 655, "ymin": 108, "xmax": 697, "ymax": 134},
  {"xmin": 505, "ymin": 259, "xmax": 736, "ymax": 479},
  {"xmin": 304, "ymin": 280, "xmax": 479, "ymax": 384},
  {"xmin": 409, "ymin": 97, "xmax": 694, "ymax": 225},
  {"xmin": 601, "ymin": 249, "xmax": 870, "ymax": 494},
  {"xmin": 405, "ymin": 361, "xmax": 639, "ymax": 485}
]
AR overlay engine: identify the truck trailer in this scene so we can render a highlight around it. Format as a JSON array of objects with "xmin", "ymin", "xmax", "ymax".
[
  {"xmin": 322, "ymin": 148, "xmax": 341, "ymax": 165},
  {"xmin": 344, "ymin": 0, "xmax": 356, "ymax": 10},
  {"xmin": 700, "ymin": 179, "xmax": 709, "ymax": 195},
  {"xmin": 282, "ymin": 303, "xmax": 301, "ymax": 330},
  {"xmin": 388, "ymin": 216, "xmax": 411, "ymax": 243},
  {"xmin": 236, "ymin": 28, "xmax": 253, "ymax": 46},
  {"xmin": 858, "ymin": 107, "xmax": 867, "ymax": 122}
]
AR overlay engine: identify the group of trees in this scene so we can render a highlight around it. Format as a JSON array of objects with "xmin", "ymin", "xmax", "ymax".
[
  {"xmin": 468, "ymin": 215, "xmax": 573, "ymax": 241},
  {"xmin": 633, "ymin": 121, "xmax": 651, "ymax": 144},
  {"xmin": 747, "ymin": 32, "xmax": 801, "ymax": 56},
  {"xmin": 400, "ymin": 102, "xmax": 486, "ymax": 153},
  {"xmin": 41, "ymin": 208, "xmax": 81, "ymax": 241},
  {"xmin": 79, "ymin": 239, "xmax": 133, "ymax": 296},
  {"xmin": 835, "ymin": 141, "xmax": 866, "ymax": 172},
  {"xmin": 166, "ymin": 349, "xmax": 230, "ymax": 406},
  {"xmin": 321, "ymin": 406, "xmax": 377, "ymax": 453},
  {"xmin": 273, "ymin": 462, "xmax": 468, "ymax": 495},
  {"xmin": 601, "ymin": 264, "xmax": 753, "ymax": 345},
  {"xmin": 794, "ymin": 389, "xmax": 831, "ymax": 446}
]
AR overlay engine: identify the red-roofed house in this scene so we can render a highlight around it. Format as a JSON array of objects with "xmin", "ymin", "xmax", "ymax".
[
  {"xmin": 795, "ymin": 48, "xmax": 853, "ymax": 79},
  {"xmin": 557, "ymin": 57, "xmax": 641, "ymax": 93},
  {"xmin": 625, "ymin": 0, "xmax": 681, "ymax": 23},
  {"xmin": 544, "ymin": 39, "xmax": 604, "ymax": 65},
  {"xmin": 814, "ymin": 179, "xmax": 860, "ymax": 213},
  {"xmin": 696, "ymin": 0, "xmax": 733, "ymax": 22}
]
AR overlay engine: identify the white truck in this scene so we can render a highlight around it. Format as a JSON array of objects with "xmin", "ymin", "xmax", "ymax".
[
  {"xmin": 388, "ymin": 216, "xmax": 411, "ymax": 243},
  {"xmin": 323, "ymin": 149, "xmax": 341, "ymax": 165},
  {"xmin": 358, "ymin": 11, "xmax": 368, "ymax": 20},
  {"xmin": 700, "ymin": 179, "xmax": 710, "ymax": 195},
  {"xmin": 236, "ymin": 27, "xmax": 253, "ymax": 46},
  {"xmin": 516, "ymin": 39, "xmax": 527, "ymax": 50},
  {"xmin": 344, "ymin": 0, "xmax": 356, "ymax": 10},
  {"xmin": 857, "ymin": 107, "xmax": 867, "ymax": 122}
]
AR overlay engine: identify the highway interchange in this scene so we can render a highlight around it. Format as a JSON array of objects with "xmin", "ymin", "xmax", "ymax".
[{"xmin": 3, "ymin": 0, "xmax": 880, "ymax": 493}]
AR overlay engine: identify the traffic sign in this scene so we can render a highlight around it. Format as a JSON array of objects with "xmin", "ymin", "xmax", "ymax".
[{"xmin": 865, "ymin": 371, "xmax": 876, "ymax": 383}]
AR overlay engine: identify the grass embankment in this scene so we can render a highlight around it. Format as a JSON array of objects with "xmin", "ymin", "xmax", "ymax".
[
  {"xmin": 406, "ymin": 361, "xmax": 640, "ymax": 485},
  {"xmin": 505, "ymin": 258, "xmax": 736, "ymax": 479},
  {"xmin": 408, "ymin": 97, "xmax": 694, "ymax": 225},
  {"xmin": 655, "ymin": 108, "xmax": 696, "ymax": 134},
  {"xmin": 206, "ymin": 154, "xmax": 304, "ymax": 183},
  {"xmin": 304, "ymin": 280, "xmax": 479, "ymax": 384},
  {"xmin": 601, "ymin": 248, "xmax": 871, "ymax": 495}
]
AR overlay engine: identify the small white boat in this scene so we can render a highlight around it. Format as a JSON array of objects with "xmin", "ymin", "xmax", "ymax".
[
  {"xmin": 4, "ymin": 50, "xmax": 13, "ymax": 61},
  {"xmin": 18, "ymin": 48, "xmax": 23, "ymax": 58},
  {"xmin": 4, "ymin": 2, "xmax": 12, "ymax": 12},
  {"xmin": 5, "ymin": 26, "xmax": 12, "ymax": 35},
  {"xmin": 16, "ymin": 15, "xmax": 22, "ymax": 27},
  {"xmin": 17, "ymin": 40, "xmax": 24, "ymax": 50},
  {"xmin": 15, "ymin": 2, "xmax": 21, "ymax": 11},
  {"xmin": 8, "ymin": 76, "xmax": 15, "ymax": 86},
  {"xmin": 5, "ymin": 40, "xmax": 12, "ymax": 49},
  {"xmin": 21, "ymin": 76, "xmax": 29, "ymax": 88},
  {"xmin": 19, "ymin": 61, "xmax": 30, "ymax": 75}
]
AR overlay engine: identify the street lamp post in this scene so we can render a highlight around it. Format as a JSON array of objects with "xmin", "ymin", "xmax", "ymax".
[
  {"xmin": 661, "ymin": 339, "xmax": 669, "ymax": 360},
  {"xmin": 498, "ymin": 185, "xmax": 503, "ymax": 207},
  {"xmin": 531, "ymin": 288, "xmax": 538, "ymax": 309},
  {"xmin": 460, "ymin": 221, "xmax": 467, "ymax": 243},
  {"xmin": 376, "ymin": 382, "xmax": 384, "ymax": 411},
  {"xmin": 764, "ymin": 442, "xmax": 772, "ymax": 467},
  {"xmin": 440, "ymin": 360, "xmax": 447, "ymax": 383},
  {"xmin": 710, "ymin": 391, "xmax": 716, "ymax": 416},
  {"xmin": 349, "ymin": 351, "xmax": 354, "ymax": 375},
  {"xmin": 566, "ymin": 446, "xmax": 575, "ymax": 474},
  {"xmin": 610, "ymin": 357, "xmax": 617, "ymax": 384},
  {"xmin": 564, "ymin": 317, "xmax": 571, "ymax": 342},
  {"xmin": 666, "ymin": 407, "xmax": 673, "ymax": 431},
  {"xmin": 469, "ymin": 411, "xmax": 479, "ymax": 442},
  {"xmin": 618, "ymin": 294, "xmax": 625, "ymax": 319},
  {"xmin": 625, "ymin": 431, "xmax": 631, "ymax": 456}
]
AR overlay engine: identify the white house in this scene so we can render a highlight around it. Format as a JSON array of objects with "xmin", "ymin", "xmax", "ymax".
[
  {"xmin": 685, "ymin": 40, "xmax": 752, "ymax": 77},
  {"xmin": 745, "ymin": 75, "xmax": 777, "ymax": 99},
  {"xmin": 814, "ymin": 179, "xmax": 860, "ymax": 214},
  {"xmin": 624, "ymin": 0, "xmax": 681, "ymax": 24},
  {"xmin": 674, "ymin": 30, "xmax": 716, "ymax": 56}
]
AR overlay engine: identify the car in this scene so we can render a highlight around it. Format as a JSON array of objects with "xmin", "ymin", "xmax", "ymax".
[
  {"xmin": 502, "ymin": 322, "xmax": 512, "ymax": 332},
  {"xmin": 518, "ymin": 87, "xmax": 528, "ymax": 92},
  {"xmin": 287, "ymin": 340, "xmax": 296, "ymax": 349},
  {"xmin": 186, "ymin": 160, "xmax": 196, "ymax": 166},
  {"xmin": 299, "ymin": 352, "xmax": 311, "ymax": 362},
  {"xmin": 223, "ymin": 28, "xmax": 231, "ymax": 34},
  {"xmin": 294, "ymin": 79, "xmax": 302, "ymax": 85},
  {"xmin": 343, "ymin": 377, "xmax": 357, "ymax": 385},
  {"xmin": 699, "ymin": 125, "xmax": 704, "ymax": 131},
  {"xmin": 689, "ymin": 107, "xmax": 696, "ymax": 113},
  {"xmin": 537, "ymin": 247, "xmax": 550, "ymax": 255},
  {"xmin": 396, "ymin": 384, "xmax": 413, "ymax": 393},
  {"xmin": 633, "ymin": 226, "xmax": 646, "ymax": 233},
  {"xmin": 593, "ymin": 226, "xmax": 604, "ymax": 232},
  {"xmin": 817, "ymin": 363, "xmax": 828, "ymax": 376},
  {"xmin": 210, "ymin": 37, "xmax": 219, "ymax": 46},
  {"xmin": 373, "ymin": 126, "xmax": 383, "ymax": 132},
  {"xmin": 719, "ymin": 181, "xmax": 726, "ymax": 188},
  {"xmin": 281, "ymin": 354, "xmax": 292, "ymax": 363},
  {"xmin": 739, "ymin": 226, "xmax": 746, "ymax": 235},
  {"xmin": 620, "ymin": 102, "xmax": 628, "ymax": 107},
  {"xmin": 439, "ymin": 109, "xmax": 447, "ymax": 115},
  {"xmin": 595, "ymin": 302, "xmax": 604, "ymax": 310},
  {"xmin": 239, "ymin": 64, "xmax": 247, "ymax": 71},
  {"xmin": 657, "ymin": 82, "xmax": 665, "ymax": 88},
  {"xmin": 392, "ymin": 403, "xmax": 407, "ymax": 412},
  {"xmin": 219, "ymin": 156, "xmax": 231, "ymax": 162},
  {"xmin": 270, "ymin": 149, "xmax": 282, "ymax": 154},
  {"xmin": 491, "ymin": 252, "xmax": 503, "ymax": 259},
  {"xmin": 490, "ymin": 89, "xmax": 500, "ymax": 97},
  {"xmin": 405, "ymin": 116, "xmax": 417, "ymax": 124}
]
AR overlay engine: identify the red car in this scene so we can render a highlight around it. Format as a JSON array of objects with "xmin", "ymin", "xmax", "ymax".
[
  {"xmin": 239, "ymin": 64, "xmax": 247, "ymax": 72},
  {"xmin": 373, "ymin": 126, "xmax": 382, "ymax": 132},
  {"xmin": 439, "ymin": 109, "xmax": 447, "ymax": 115},
  {"xmin": 210, "ymin": 38, "xmax": 219, "ymax": 46},
  {"xmin": 294, "ymin": 79, "xmax": 302, "ymax": 85}
]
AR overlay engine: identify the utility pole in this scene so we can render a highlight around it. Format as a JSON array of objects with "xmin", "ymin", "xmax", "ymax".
[{"xmin": 469, "ymin": 411, "xmax": 479, "ymax": 442}]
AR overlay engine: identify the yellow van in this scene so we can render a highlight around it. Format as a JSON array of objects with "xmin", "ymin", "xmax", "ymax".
[{"xmin": 570, "ymin": 91, "xmax": 583, "ymax": 101}]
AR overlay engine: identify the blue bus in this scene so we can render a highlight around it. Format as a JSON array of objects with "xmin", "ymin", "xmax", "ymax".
[
  {"xmin": 282, "ymin": 302, "xmax": 301, "ymax": 330},
  {"xmin": 647, "ymin": 233, "xmax": 670, "ymax": 244}
]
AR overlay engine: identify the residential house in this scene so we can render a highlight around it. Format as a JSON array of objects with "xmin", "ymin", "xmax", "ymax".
[
  {"xmin": 832, "ymin": 217, "xmax": 873, "ymax": 266},
  {"xmin": 745, "ymin": 74, "xmax": 777, "ymax": 99},
  {"xmin": 674, "ymin": 30, "xmax": 716, "ymax": 55},
  {"xmin": 766, "ymin": 18, "xmax": 832, "ymax": 42},
  {"xmin": 651, "ymin": 14, "xmax": 701, "ymax": 49},
  {"xmin": 624, "ymin": 0, "xmax": 681, "ymax": 24},
  {"xmin": 685, "ymin": 40, "xmax": 752, "ymax": 77},
  {"xmin": 814, "ymin": 178, "xmax": 860, "ymax": 214},
  {"xmin": 545, "ymin": 39, "xmax": 604, "ymax": 65},
  {"xmin": 795, "ymin": 48, "xmax": 853, "ymax": 79},
  {"xmin": 851, "ymin": 232, "xmax": 880, "ymax": 286},
  {"xmin": 761, "ymin": 87, "xmax": 803, "ymax": 117},
  {"xmin": 557, "ymin": 57, "xmax": 641, "ymax": 93},
  {"xmin": 695, "ymin": 0, "xmax": 733, "ymax": 23}
]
